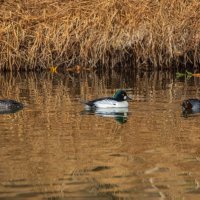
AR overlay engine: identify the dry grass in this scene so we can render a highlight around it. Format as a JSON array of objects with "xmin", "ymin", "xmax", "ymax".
[{"xmin": 0, "ymin": 0, "xmax": 200, "ymax": 71}]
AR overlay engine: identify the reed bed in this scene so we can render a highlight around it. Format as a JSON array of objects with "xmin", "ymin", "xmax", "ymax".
[{"xmin": 0, "ymin": 0, "xmax": 200, "ymax": 71}]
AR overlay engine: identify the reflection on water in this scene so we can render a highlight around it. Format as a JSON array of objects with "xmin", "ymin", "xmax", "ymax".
[
  {"xmin": 81, "ymin": 107, "xmax": 129, "ymax": 124},
  {"xmin": 0, "ymin": 70, "xmax": 200, "ymax": 199}
]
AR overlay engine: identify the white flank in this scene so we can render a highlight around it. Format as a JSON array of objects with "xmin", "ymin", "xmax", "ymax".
[{"xmin": 94, "ymin": 99, "xmax": 128, "ymax": 108}]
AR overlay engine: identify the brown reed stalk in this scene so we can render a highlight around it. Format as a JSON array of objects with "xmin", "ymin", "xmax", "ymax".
[{"xmin": 0, "ymin": 0, "xmax": 199, "ymax": 71}]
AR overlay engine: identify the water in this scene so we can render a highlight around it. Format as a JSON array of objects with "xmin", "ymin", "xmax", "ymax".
[{"xmin": 0, "ymin": 70, "xmax": 200, "ymax": 200}]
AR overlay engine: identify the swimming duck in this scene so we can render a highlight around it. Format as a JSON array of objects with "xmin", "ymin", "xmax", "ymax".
[
  {"xmin": 182, "ymin": 99, "xmax": 200, "ymax": 112},
  {"xmin": 84, "ymin": 90, "xmax": 132, "ymax": 108},
  {"xmin": 0, "ymin": 99, "xmax": 23, "ymax": 114}
]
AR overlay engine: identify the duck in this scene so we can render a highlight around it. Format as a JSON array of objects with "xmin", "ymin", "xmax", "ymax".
[
  {"xmin": 84, "ymin": 90, "xmax": 132, "ymax": 108},
  {"xmin": 182, "ymin": 99, "xmax": 200, "ymax": 112},
  {"xmin": 0, "ymin": 99, "xmax": 23, "ymax": 114}
]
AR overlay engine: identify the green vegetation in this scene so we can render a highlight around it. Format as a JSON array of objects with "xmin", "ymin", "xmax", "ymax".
[
  {"xmin": 0, "ymin": 0, "xmax": 200, "ymax": 71},
  {"xmin": 176, "ymin": 71, "xmax": 193, "ymax": 79}
]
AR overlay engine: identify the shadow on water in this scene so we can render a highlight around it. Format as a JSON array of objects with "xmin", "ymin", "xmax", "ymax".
[{"xmin": 81, "ymin": 107, "xmax": 129, "ymax": 124}]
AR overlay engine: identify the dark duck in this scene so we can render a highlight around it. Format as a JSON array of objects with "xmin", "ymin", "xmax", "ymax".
[
  {"xmin": 182, "ymin": 99, "xmax": 200, "ymax": 115},
  {"xmin": 0, "ymin": 99, "xmax": 23, "ymax": 114}
]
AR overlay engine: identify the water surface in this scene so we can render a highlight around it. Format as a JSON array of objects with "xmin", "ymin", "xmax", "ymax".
[{"xmin": 0, "ymin": 70, "xmax": 200, "ymax": 200}]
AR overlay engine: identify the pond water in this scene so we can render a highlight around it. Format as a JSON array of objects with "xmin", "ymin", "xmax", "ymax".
[{"xmin": 0, "ymin": 70, "xmax": 200, "ymax": 200}]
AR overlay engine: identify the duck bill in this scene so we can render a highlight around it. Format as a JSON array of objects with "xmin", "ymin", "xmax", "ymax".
[{"xmin": 126, "ymin": 96, "xmax": 132, "ymax": 101}]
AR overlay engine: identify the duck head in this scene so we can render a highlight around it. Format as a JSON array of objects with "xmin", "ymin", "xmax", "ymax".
[
  {"xmin": 113, "ymin": 90, "xmax": 132, "ymax": 101},
  {"xmin": 182, "ymin": 100, "xmax": 193, "ymax": 110}
]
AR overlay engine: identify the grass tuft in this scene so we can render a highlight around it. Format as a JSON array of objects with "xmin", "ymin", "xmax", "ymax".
[{"xmin": 0, "ymin": 0, "xmax": 200, "ymax": 71}]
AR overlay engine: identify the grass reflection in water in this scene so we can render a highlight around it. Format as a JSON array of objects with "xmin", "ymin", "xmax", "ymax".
[{"xmin": 0, "ymin": 70, "xmax": 199, "ymax": 199}]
